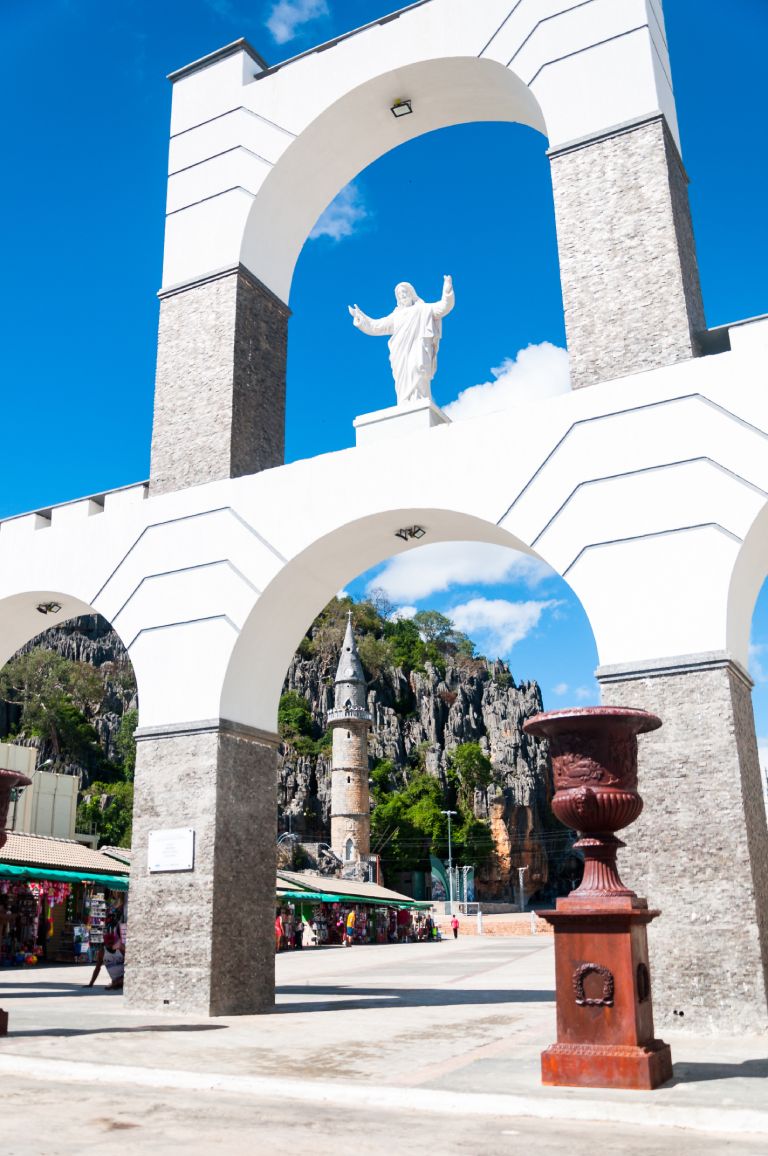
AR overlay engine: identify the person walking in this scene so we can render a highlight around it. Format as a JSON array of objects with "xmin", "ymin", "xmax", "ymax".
[
  {"xmin": 345, "ymin": 908, "xmax": 356, "ymax": 947},
  {"xmin": 450, "ymin": 914, "xmax": 460, "ymax": 940},
  {"xmin": 294, "ymin": 916, "xmax": 305, "ymax": 950}
]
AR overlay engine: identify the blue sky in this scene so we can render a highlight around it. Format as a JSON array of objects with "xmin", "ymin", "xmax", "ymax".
[{"xmin": 2, "ymin": 1, "xmax": 768, "ymax": 737}]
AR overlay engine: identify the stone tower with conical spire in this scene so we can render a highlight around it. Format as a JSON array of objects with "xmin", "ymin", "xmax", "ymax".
[{"xmin": 328, "ymin": 613, "xmax": 372, "ymax": 865}]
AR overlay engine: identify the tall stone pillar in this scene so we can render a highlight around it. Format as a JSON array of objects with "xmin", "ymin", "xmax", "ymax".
[
  {"xmin": 550, "ymin": 115, "xmax": 705, "ymax": 389},
  {"xmin": 125, "ymin": 719, "xmax": 278, "ymax": 1016},
  {"xmin": 598, "ymin": 656, "xmax": 768, "ymax": 1033},
  {"xmin": 150, "ymin": 266, "xmax": 289, "ymax": 495}
]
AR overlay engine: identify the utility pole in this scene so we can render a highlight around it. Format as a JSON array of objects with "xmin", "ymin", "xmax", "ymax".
[
  {"xmin": 517, "ymin": 865, "xmax": 529, "ymax": 913},
  {"xmin": 441, "ymin": 810, "xmax": 457, "ymax": 915}
]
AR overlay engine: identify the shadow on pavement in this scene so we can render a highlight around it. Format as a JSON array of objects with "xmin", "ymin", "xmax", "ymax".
[
  {"xmin": 274, "ymin": 984, "xmax": 555, "ymax": 1013},
  {"xmin": 0, "ymin": 982, "xmax": 102, "ymax": 998},
  {"xmin": 7, "ymin": 1023, "xmax": 226, "ymax": 1038},
  {"xmin": 670, "ymin": 1058, "xmax": 768, "ymax": 1084}
]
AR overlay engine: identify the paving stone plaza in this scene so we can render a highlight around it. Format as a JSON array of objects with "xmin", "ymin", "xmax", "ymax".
[{"xmin": 2, "ymin": 942, "xmax": 768, "ymax": 1153}]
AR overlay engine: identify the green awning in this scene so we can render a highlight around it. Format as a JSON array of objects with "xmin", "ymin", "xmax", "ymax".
[
  {"xmin": 276, "ymin": 889, "xmax": 332, "ymax": 902},
  {"xmin": 0, "ymin": 864, "xmax": 129, "ymax": 890},
  {"xmin": 276, "ymin": 887, "xmax": 424, "ymax": 909}
]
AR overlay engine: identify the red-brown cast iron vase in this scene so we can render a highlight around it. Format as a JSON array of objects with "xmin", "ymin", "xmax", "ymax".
[{"xmin": 523, "ymin": 707, "xmax": 661, "ymax": 900}]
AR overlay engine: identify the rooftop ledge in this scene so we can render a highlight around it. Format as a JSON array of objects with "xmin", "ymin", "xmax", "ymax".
[
  {"xmin": 167, "ymin": 2, "xmax": 429, "ymax": 84},
  {"xmin": 0, "ymin": 480, "xmax": 148, "ymax": 533}
]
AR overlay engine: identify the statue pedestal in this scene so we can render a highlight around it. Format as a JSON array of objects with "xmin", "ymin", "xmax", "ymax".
[
  {"xmin": 539, "ymin": 897, "xmax": 673, "ymax": 1090},
  {"xmin": 353, "ymin": 398, "xmax": 450, "ymax": 447}
]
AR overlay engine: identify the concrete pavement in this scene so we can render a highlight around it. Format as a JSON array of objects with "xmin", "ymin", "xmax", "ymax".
[{"xmin": 2, "ymin": 937, "xmax": 767, "ymax": 1154}]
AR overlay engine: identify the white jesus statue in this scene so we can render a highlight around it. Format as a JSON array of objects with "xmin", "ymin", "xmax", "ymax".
[{"xmin": 348, "ymin": 275, "xmax": 455, "ymax": 406}]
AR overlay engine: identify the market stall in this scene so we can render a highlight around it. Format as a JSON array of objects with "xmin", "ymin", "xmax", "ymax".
[
  {"xmin": 275, "ymin": 869, "xmax": 432, "ymax": 950},
  {"xmin": 0, "ymin": 833, "xmax": 129, "ymax": 967}
]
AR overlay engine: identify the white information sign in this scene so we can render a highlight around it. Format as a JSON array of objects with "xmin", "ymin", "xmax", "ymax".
[{"xmin": 148, "ymin": 827, "xmax": 195, "ymax": 873}]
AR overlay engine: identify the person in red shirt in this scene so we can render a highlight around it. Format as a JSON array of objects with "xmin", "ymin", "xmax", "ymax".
[{"xmin": 450, "ymin": 915, "xmax": 460, "ymax": 940}]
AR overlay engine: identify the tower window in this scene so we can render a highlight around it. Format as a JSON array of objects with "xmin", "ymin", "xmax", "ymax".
[
  {"xmin": 347, "ymin": 775, "xmax": 351, "ymax": 784},
  {"xmin": 345, "ymin": 838, "xmax": 355, "ymax": 861}
]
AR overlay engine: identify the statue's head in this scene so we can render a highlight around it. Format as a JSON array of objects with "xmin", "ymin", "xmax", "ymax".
[{"xmin": 395, "ymin": 282, "xmax": 417, "ymax": 307}]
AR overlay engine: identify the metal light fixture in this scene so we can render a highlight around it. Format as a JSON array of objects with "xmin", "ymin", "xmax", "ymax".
[
  {"xmin": 390, "ymin": 99, "xmax": 412, "ymax": 118},
  {"xmin": 36, "ymin": 601, "xmax": 62, "ymax": 615},
  {"xmin": 394, "ymin": 525, "xmax": 426, "ymax": 542}
]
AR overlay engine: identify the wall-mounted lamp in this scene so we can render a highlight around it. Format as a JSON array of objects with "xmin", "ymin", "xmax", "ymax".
[
  {"xmin": 394, "ymin": 525, "xmax": 426, "ymax": 541},
  {"xmin": 390, "ymin": 99, "xmax": 413, "ymax": 118},
  {"xmin": 36, "ymin": 601, "xmax": 62, "ymax": 615}
]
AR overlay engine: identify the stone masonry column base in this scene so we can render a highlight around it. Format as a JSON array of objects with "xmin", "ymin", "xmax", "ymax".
[
  {"xmin": 598, "ymin": 656, "xmax": 768, "ymax": 1034},
  {"xmin": 125, "ymin": 719, "xmax": 278, "ymax": 1016}
]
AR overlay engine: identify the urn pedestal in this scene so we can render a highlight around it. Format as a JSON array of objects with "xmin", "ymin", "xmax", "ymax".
[{"xmin": 523, "ymin": 707, "xmax": 673, "ymax": 1091}]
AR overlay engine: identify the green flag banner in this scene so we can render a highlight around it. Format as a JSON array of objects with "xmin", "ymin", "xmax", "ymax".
[{"xmin": 430, "ymin": 854, "xmax": 449, "ymax": 902}]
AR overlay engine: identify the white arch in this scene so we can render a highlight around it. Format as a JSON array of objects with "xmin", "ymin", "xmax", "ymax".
[
  {"xmin": 0, "ymin": 592, "xmax": 103, "ymax": 672},
  {"xmin": 727, "ymin": 500, "xmax": 768, "ymax": 667},
  {"xmin": 240, "ymin": 57, "xmax": 545, "ymax": 304},
  {"xmin": 162, "ymin": 0, "xmax": 677, "ymax": 295},
  {"xmin": 219, "ymin": 505, "xmax": 594, "ymax": 734}
]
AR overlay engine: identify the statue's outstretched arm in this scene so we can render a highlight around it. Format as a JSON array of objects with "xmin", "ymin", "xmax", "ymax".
[
  {"xmin": 348, "ymin": 304, "xmax": 394, "ymax": 336},
  {"xmin": 432, "ymin": 274, "xmax": 455, "ymax": 319}
]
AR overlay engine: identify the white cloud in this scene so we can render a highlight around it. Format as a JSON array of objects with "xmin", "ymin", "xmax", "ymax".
[
  {"xmin": 390, "ymin": 605, "xmax": 417, "ymax": 621},
  {"xmin": 309, "ymin": 183, "xmax": 368, "ymax": 242},
  {"xmin": 336, "ymin": 588, "xmax": 349, "ymax": 600},
  {"xmin": 444, "ymin": 343, "xmax": 571, "ymax": 422},
  {"xmin": 552, "ymin": 682, "xmax": 569, "ymax": 696},
  {"xmin": 266, "ymin": 0, "xmax": 328, "ymax": 44},
  {"xmin": 367, "ymin": 541, "xmax": 553, "ymax": 604},
  {"xmin": 450, "ymin": 597, "xmax": 558, "ymax": 657}
]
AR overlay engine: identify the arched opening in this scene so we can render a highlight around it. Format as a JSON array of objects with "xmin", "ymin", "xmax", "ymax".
[
  {"xmin": 224, "ymin": 512, "xmax": 597, "ymax": 909},
  {"xmin": 0, "ymin": 593, "xmax": 139, "ymax": 966},
  {"xmin": 239, "ymin": 56, "xmax": 560, "ymax": 463},
  {"xmin": 285, "ymin": 116, "xmax": 565, "ymax": 462},
  {"xmin": 240, "ymin": 57, "xmax": 546, "ymax": 303}
]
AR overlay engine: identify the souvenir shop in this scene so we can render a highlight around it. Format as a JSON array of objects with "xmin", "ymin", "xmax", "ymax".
[
  {"xmin": 0, "ymin": 868, "xmax": 128, "ymax": 968},
  {"xmin": 275, "ymin": 871, "xmax": 431, "ymax": 950}
]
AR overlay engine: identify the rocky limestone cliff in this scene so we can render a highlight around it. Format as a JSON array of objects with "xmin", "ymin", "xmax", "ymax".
[
  {"xmin": 1, "ymin": 613, "xmax": 570, "ymax": 900},
  {"xmin": 281, "ymin": 647, "xmax": 563, "ymax": 900},
  {"xmin": 0, "ymin": 615, "xmax": 136, "ymax": 773}
]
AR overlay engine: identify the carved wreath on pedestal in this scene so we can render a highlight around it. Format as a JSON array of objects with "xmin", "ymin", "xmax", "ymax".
[{"xmin": 573, "ymin": 962, "xmax": 615, "ymax": 1007}]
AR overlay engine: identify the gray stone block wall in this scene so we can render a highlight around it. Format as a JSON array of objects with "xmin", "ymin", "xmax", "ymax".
[
  {"xmin": 550, "ymin": 117, "xmax": 705, "ymax": 388},
  {"xmin": 599, "ymin": 662, "xmax": 768, "ymax": 1033},
  {"xmin": 125, "ymin": 721, "xmax": 278, "ymax": 1016},
  {"xmin": 150, "ymin": 267, "xmax": 288, "ymax": 494}
]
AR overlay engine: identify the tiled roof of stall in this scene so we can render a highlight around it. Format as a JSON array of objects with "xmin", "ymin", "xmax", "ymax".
[
  {"xmin": 0, "ymin": 832, "xmax": 130, "ymax": 875},
  {"xmin": 276, "ymin": 869, "xmax": 425, "ymax": 906}
]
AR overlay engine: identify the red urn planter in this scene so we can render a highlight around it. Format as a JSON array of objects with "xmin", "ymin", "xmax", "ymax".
[{"xmin": 523, "ymin": 707, "xmax": 673, "ymax": 1091}]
